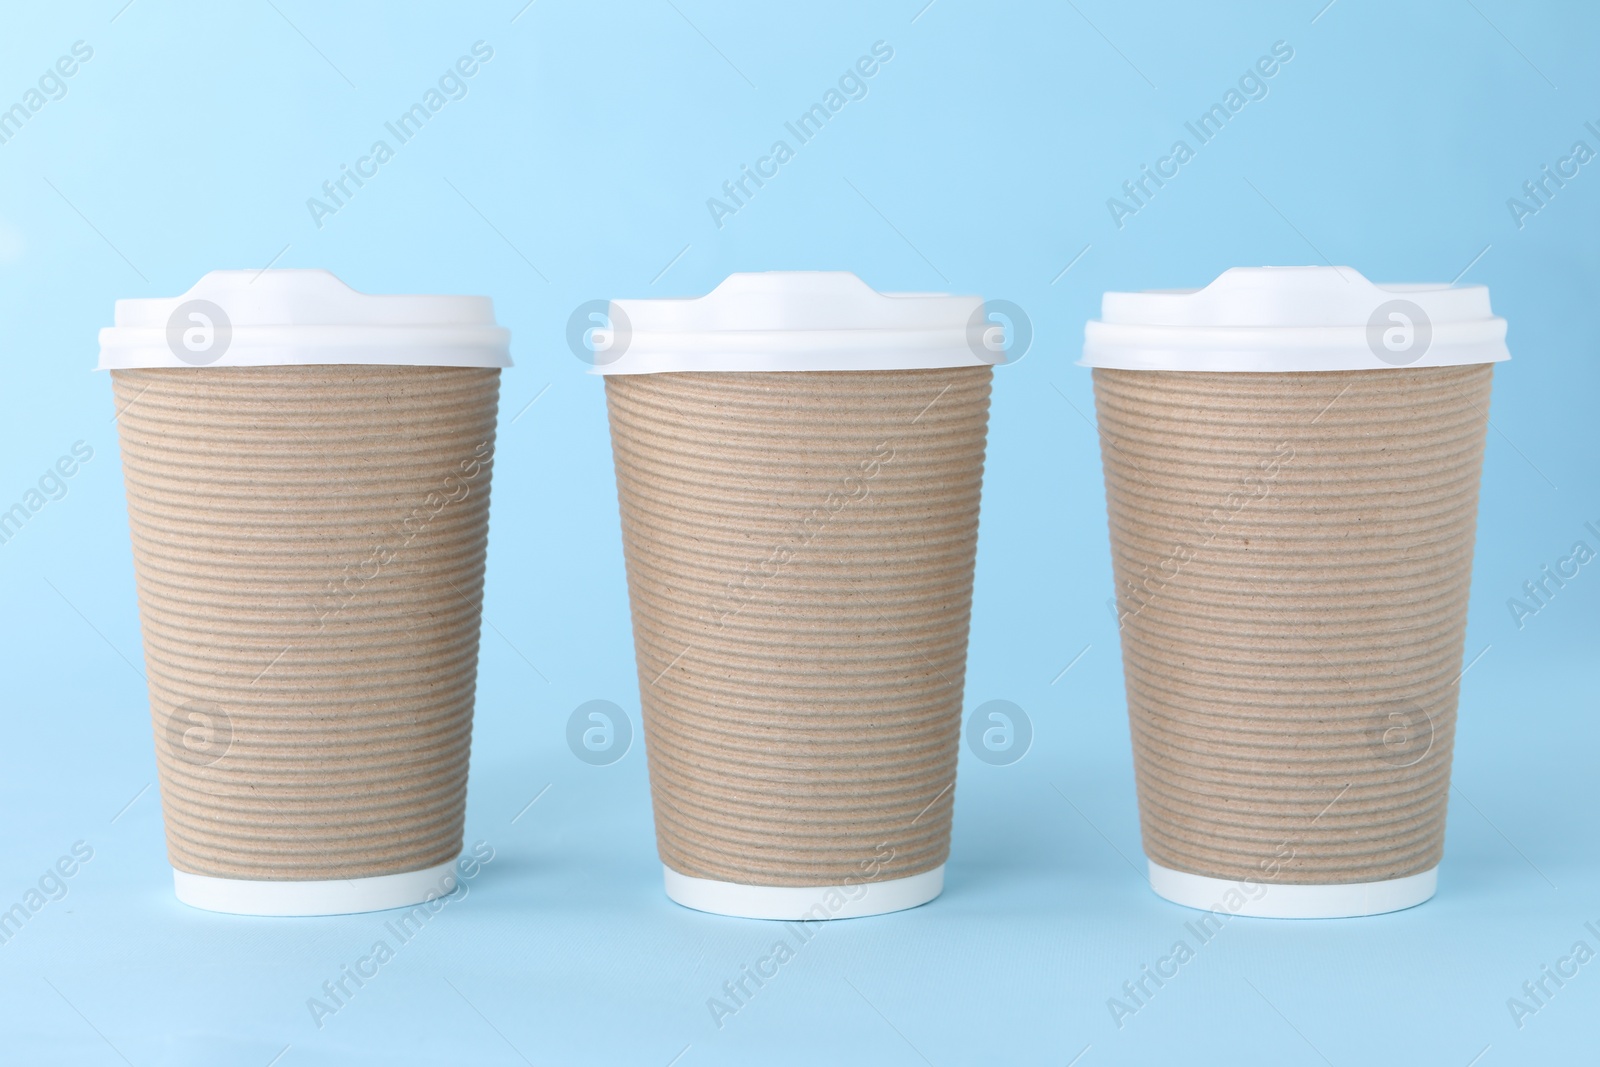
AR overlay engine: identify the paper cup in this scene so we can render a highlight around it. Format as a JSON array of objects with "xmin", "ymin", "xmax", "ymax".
[
  {"xmin": 1083, "ymin": 267, "xmax": 1508, "ymax": 918},
  {"xmin": 594, "ymin": 272, "xmax": 1002, "ymax": 919},
  {"xmin": 100, "ymin": 270, "xmax": 509, "ymax": 916}
]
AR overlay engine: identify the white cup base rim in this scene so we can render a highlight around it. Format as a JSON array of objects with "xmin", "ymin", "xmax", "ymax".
[
  {"xmin": 172, "ymin": 857, "xmax": 461, "ymax": 916},
  {"xmin": 662, "ymin": 864, "xmax": 944, "ymax": 920},
  {"xmin": 1147, "ymin": 858, "xmax": 1438, "ymax": 919}
]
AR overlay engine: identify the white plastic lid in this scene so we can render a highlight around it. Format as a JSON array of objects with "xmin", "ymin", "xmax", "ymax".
[
  {"xmin": 97, "ymin": 270, "xmax": 511, "ymax": 370},
  {"xmin": 587, "ymin": 271, "xmax": 1008, "ymax": 374},
  {"xmin": 1081, "ymin": 266, "xmax": 1509, "ymax": 372}
]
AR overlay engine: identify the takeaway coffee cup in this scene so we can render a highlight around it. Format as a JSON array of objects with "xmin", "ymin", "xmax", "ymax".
[
  {"xmin": 594, "ymin": 272, "xmax": 1005, "ymax": 920},
  {"xmin": 1083, "ymin": 266, "xmax": 1508, "ymax": 918},
  {"xmin": 98, "ymin": 270, "xmax": 508, "ymax": 916}
]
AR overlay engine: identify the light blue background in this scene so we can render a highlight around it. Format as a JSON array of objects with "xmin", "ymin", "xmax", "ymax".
[{"xmin": 1, "ymin": 1, "xmax": 1596, "ymax": 1063}]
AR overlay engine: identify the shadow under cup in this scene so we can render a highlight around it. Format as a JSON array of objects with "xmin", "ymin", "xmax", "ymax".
[{"xmin": 113, "ymin": 365, "xmax": 499, "ymax": 914}]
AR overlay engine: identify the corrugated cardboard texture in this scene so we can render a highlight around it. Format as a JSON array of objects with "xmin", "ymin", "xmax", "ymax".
[
  {"xmin": 112, "ymin": 366, "xmax": 499, "ymax": 881},
  {"xmin": 1093, "ymin": 364, "xmax": 1493, "ymax": 885},
  {"xmin": 606, "ymin": 369, "xmax": 991, "ymax": 887}
]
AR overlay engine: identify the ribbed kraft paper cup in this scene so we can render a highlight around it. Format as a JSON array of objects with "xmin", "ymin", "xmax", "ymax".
[
  {"xmin": 99, "ymin": 271, "xmax": 509, "ymax": 916},
  {"xmin": 1083, "ymin": 266, "xmax": 1508, "ymax": 919},
  {"xmin": 595, "ymin": 272, "xmax": 1002, "ymax": 920}
]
